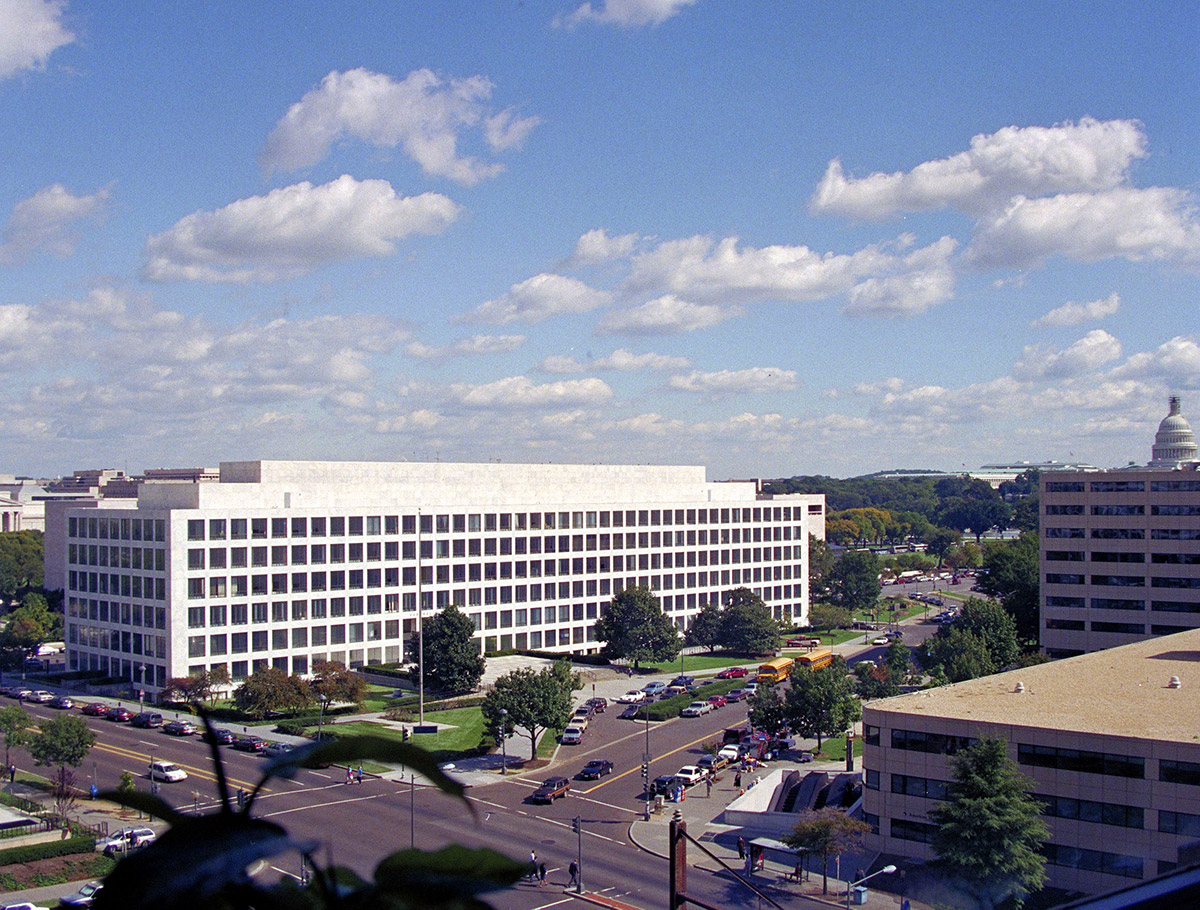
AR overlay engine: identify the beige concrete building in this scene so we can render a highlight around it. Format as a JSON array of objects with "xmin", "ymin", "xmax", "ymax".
[
  {"xmin": 863, "ymin": 630, "xmax": 1200, "ymax": 895},
  {"xmin": 44, "ymin": 460, "xmax": 821, "ymax": 693},
  {"xmin": 1040, "ymin": 398, "xmax": 1200, "ymax": 657}
]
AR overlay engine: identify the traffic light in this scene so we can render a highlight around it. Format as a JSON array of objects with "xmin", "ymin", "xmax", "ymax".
[
  {"xmin": 641, "ymin": 761, "xmax": 649, "ymax": 781},
  {"xmin": 572, "ymin": 816, "xmax": 581, "ymax": 833}
]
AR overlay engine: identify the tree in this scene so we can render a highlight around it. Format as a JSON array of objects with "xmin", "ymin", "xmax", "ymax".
[
  {"xmin": 808, "ymin": 603, "xmax": 853, "ymax": 631},
  {"xmin": 683, "ymin": 602, "xmax": 724, "ymax": 653},
  {"xmin": 594, "ymin": 586, "xmax": 680, "ymax": 669},
  {"xmin": 0, "ymin": 591, "xmax": 60, "ymax": 663},
  {"xmin": 925, "ymin": 527, "xmax": 962, "ymax": 568},
  {"xmin": 936, "ymin": 478, "xmax": 1009, "ymax": 543},
  {"xmin": 829, "ymin": 550, "xmax": 880, "ymax": 614},
  {"xmin": 163, "ymin": 672, "xmax": 215, "ymax": 705},
  {"xmin": 919, "ymin": 627, "xmax": 997, "ymax": 683},
  {"xmin": 422, "ymin": 604, "xmax": 485, "ymax": 695},
  {"xmin": 311, "ymin": 660, "xmax": 367, "ymax": 707},
  {"xmin": 979, "ymin": 533, "xmax": 1040, "ymax": 641},
  {"xmin": 785, "ymin": 657, "xmax": 861, "ymax": 751},
  {"xmin": 747, "ymin": 684, "xmax": 788, "ymax": 734},
  {"xmin": 782, "ymin": 808, "xmax": 871, "ymax": 894},
  {"xmin": 482, "ymin": 661, "xmax": 578, "ymax": 759},
  {"xmin": 955, "ymin": 597, "xmax": 1021, "ymax": 669},
  {"xmin": 720, "ymin": 588, "xmax": 779, "ymax": 654},
  {"xmin": 28, "ymin": 714, "xmax": 95, "ymax": 823},
  {"xmin": 1009, "ymin": 495, "xmax": 1039, "ymax": 533},
  {"xmin": 808, "ymin": 534, "xmax": 835, "ymax": 602},
  {"xmin": 0, "ymin": 531, "xmax": 44, "ymax": 600},
  {"xmin": 233, "ymin": 667, "xmax": 314, "ymax": 719},
  {"xmin": 0, "ymin": 704, "xmax": 32, "ymax": 767},
  {"xmin": 929, "ymin": 739, "xmax": 1048, "ymax": 908}
]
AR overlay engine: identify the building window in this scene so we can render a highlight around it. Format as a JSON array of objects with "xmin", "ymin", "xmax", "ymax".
[
  {"xmin": 1018, "ymin": 744, "xmax": 1143, "ymax": 779},
  {"xmin": 1090, "ymin": 481, "xmax": 1145, "ymax": 492},
  {"xmin": 1161, "ymin": 759, "xmax": 1200, "ymax": 786},
  {"xmin": 891, "ymin": 774, "xmax": 949, "ymax": 800},
  {"xmin": 890, "ymin": 819, "xmax": 936, "ymax": 844},
  {"xmin": 1036, "ymin": 794, "xmax": 1143, "ymax": 829},
  {"xmin": 1043, "ymin": 843, "xmax": 1142, "ymax": 880},
  {"xmin": 1160, "ymin": 810, "xmax": 1200, "ymax": 836}
]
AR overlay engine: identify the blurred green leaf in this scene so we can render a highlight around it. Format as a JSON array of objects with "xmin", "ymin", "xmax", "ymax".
[
  {"xmin": 97, "ymin": 789, "xmax": 188, "ymax": 825},
  {"xmin": 374, "ymin": 845, "xmax": 526, "ymax": 895}
]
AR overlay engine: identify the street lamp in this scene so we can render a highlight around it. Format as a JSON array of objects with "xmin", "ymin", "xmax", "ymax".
[
  {"xmin": 316, "ymin": 695, "xmax": 327, "ymax": 741},
  {"xmin": 846, "ymin": 865, "xmax": 897, "ymax": 910},
  {"xmin": 643, "ymin": 704, "xmax": 652, "ymax": 820},
  {"xmin": 498, "ymin": 708, "xmax": 508, "ymax": 775}
]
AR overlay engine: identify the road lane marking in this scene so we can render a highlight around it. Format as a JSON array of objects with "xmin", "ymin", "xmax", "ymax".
[
  {"xmin": 578, "ymin": 727, "xmax": 726, "ymax": 794},
  {"xmin": 93, "ymin": 741, "xmax": 267, "ymax": 791}
]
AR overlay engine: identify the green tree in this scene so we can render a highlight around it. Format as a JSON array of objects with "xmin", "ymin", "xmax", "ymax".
[
  {"xmin": 936, "ymin": 478, "xmax": 1009, "ymax": 543},
  {"xmin": 979, "ymin": 533, "xmax": 1040, "ymax": 641},
  {"xmin": 0, "ymin": 531, "xmax": 44, "ymax": 600},
  {"xmin": 594, "ymin": 586, "xmax": 680, "ymax": 669},
  {"xmin": 0, "ymin": 591, "xmax": 60, "ymax": 661},
  {"xmin": 854, "ymin": 660, "xmax": 899, "ymax": 700},
  {"xmin": 1009, "ymin": 495, "xmax": 1040, "ymax": 533},
  {"xmin": 163, "ymin": 672, "xmax": 215, "ymax": 705},
  {"xmin": 683, "ymin": 602, "xmax": 724, "ymax": 653},
  {"xmin": 0, "ymin": 704, "xmax": 32, "ymax": 768},
  {"xmin": 955, "ymin": 598, "xmax": 1021, "ymax": 669},
  {"xmin": 829, "ymin": 550, "xmax": 880, "ymax": 614},
  {"xmin": 28, "ymin": 714, "xmax": 95, "ymax": 823},
  {"xmin": 720, "ymin": 588, "xmax": 779, "ymax": 654},
  {"xmin": 422, "ymin": 604, "xmax": 485, "ymax": 695},
  {"xmin": 782, "ymin": 808, "xmax": 871, "ymax": 894},
  {"xmin": 747, "ymin": 683, "xmax": 788, "ymax": 734},
  {"xmin": 311, "ymin": 660, "xmax": 367, "ymax": 707},
  {"xmin": 925, "ymin": 526, "xmax": 962, "ymax": 568},
  {"xmin": 929, "ymin": 739, "xmax": 1048, "ymax": 908},
  {"xmin": 919, "ymin": 627, "xmax": 997, "ymax": 682},
  {"xmin": 233, "ymin": 667, "xmax": 314, "ymax": 719},
  {"xmin": 785, "ymin": 657, "xmax": 861, "ymax": 751},
  {"xmin": 808, "ymin": 603, "xmax": 852, "ymax": 631},
  {"xmin": 482, "ymin": 661, "xmax": 578, "ymax": 759},
  {"xmin": 808, "ymin": 534, "xmax": 835, "ymax": 602}
]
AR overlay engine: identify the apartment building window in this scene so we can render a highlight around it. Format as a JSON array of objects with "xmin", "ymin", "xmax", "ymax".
[
  {"xmin": 1046, "ymin": 505, "xmax": 1084, "ymax": 515},
  {"xmin": 1152, "ymin": 600, "xmax": 1200, "ymax": 613},
  {"xmin": 311, "ymin": 517, "xmax": 326, "ymax": 536},
  {"xmin": 1151, "ymin": 504, "xmax": 1200, "ymax": 516},
  {"xmin": 1046, "ymin": 528, "xmax": 1085, "ymax": 539},
  {"xmin": 1152, "ymin": 528, "xmax": 1200, "ymax": 540},
  {"xmin": 1161, "ymin": 759, "xmax": 1200, "ymax": 786},
  {"xmin": 890, "ymin": 819, "xmax": 936, "ymax": 844},
  {"xmin": 188, "ymin": 520, "xmax": 204, "ymax": 541},
  {"xmin": 1092, "ymin": 505, "xmax": 1145, "ymax": 516},
  {"xmin": 272, "ymin": 518, "xmax": 287, "ymax": 538},
  {"xmin": 252, "ymin": 518, "xmax": 267, "ymax": 539},
  {"xmin": 1018, "ymin": 744, "xmax": 1143, "ymax": 779},
  {"xmin": 1045, "ymin": 619, "xmax": 1085, "ymax": 631},
  {"xmin": 1091, "ymin": 575, "xmax": 1145, "ymax": 587},
  {"xmin": 1090, "ymin": 598, "xmax": 1145, "ymax": 610},
  {"xmin": 890, "ymin": 729, "xmax": 975, "ymax": 755},
  {"xmin": 1092, "ymin": 528, "xmax": 1144, "ymax": 539},
  {"xmin": 1091, "ymin": 621, "xmax": 1145, "ymax": 634},
  {"xmin": 1090, "ymin": 481, "xmax": 1145, "ymax": 492},
  {"xmin": 1154, "ymin": 577, "xmax": 1200, "ymax": 590},
  {"xmin": 1045, "ymin": 596, "xmax": 1085, "ymax": 608},
  {"xmin": 1152, "ymin": 480, "xmax": 1200, "ymax": 492},
  {"xmin": 187, "ymin": 607, "xmax": 205, "ymax": 628}
]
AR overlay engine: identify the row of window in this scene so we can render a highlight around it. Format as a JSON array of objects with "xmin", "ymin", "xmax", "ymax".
[
  {"xmin": 1047, "ymin": 552, "xmax": 1200, "ymax": 564},
  {"xmin": 1042, "ymin": 844, "xmax": 1143, "ymax": 880},
  {"xmin": 1045, "ymin": 597, "xmax": 1200, "ymax": 613},
  {"xmin": 186, "ymin": 600, "xmax": 600, "ymax": 631},
  {"xmin": 68, "ymin": 598, "xmax": 166, "ymax": 628},
  {"xmin": 1047, "ymin": 479, "xmax": 1200, "ymax": 492},
  {"xmin": 1017, "ymin": 744, "xmax": 1144, "ymax": 779},
  {"xmin": 1046, "ymin": 575, "xmax": 1200, "ymax": 589},
  {"xmin": 1046, "ymin": 528, "xmax": 1200, "ymax": 541},
  {"xmin": 69, "ymin": 571, "xmax": 165, "ymax": 601},
  {"xmin": 187, "ymin": 620, "xmax": 402, "ymax": 657},
  {"xmin": 68, "ymin": 544, "xmax": 165, "ymax": 570},
  {"xmin": 68, "ymin": 516, "xmax": 166, "ymax": 541}
]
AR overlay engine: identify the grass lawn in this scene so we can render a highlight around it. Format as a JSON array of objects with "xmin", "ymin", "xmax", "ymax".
[
  {"xmin": 637, "ymin": 654, "xmax": 761, "ymax": 675},
  {"xmin": 810, "ymin": 733, "xmax": 860, "ymax": 764}
]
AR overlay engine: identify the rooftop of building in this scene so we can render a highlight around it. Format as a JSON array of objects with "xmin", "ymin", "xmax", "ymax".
[{"xmin": 866, "ymin": 629, "xmax": 1200, "ymax": 743}]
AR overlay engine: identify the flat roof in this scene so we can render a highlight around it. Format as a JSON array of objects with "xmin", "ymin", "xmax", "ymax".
[{"xmin": 867, "ymin": 629, "xmax": 1200, "ymax": 743}]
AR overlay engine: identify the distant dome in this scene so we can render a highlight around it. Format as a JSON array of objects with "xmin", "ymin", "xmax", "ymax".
[{"xmin": 1152, "ymin": 396, "xmax": 1199, "ymax": 465}]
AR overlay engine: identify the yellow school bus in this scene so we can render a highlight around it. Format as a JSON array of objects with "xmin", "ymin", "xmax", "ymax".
[
  {"xmin": 796, "ymin": 647, "xmax": 835, "ymax": 671},
  {"xmin": 756, "ymin": 656, "xmax": 795, "ymax": 684}
]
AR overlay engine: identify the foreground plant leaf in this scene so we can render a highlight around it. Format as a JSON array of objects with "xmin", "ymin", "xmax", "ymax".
[{"xmin": 374, "ymin": 845, "xmax": 527, "ymax": 895}]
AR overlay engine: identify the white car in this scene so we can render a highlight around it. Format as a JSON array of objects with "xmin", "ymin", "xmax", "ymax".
[
  {"xmin": 674, "ymin": 765, "xmax": 706, "ymax": 786},
  {"xmin": 2, "ymin": 903, "xmax": 51, "ymax": 910},
  {"xmin": 681, "ymin": 700, "xmax": 712, "ymax": 717},
  {"xmin": 617, "ymin": 690, "xmax": 646, "ymax": 704},
  {"xmin": 26, "ymin": 690, "xmax": 54, "ymax": 704},
  {"xmin": 717, "ymin": 745, "xmax": 742, "ymax": 763},
  {"xmin": 871, "ymin": 636, "xmax": 891, "ymax": 646},
  {"xmin": 148, "ymin": 760, "xmax": 187, "ymax": 782},
  {"xmin": 742, "ymin": 682, "xmax": 759, "ymax": 694},
  {"xmin": 102, "ymin": 826, "xmax": 157, "ymax": 855},
  {"xmin": 560, "ymin": 726, "xmax": 584, "ymax": 744}
]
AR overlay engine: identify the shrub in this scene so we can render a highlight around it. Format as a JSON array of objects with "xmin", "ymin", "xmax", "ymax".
[{"xmin": 0, "ymin": 833, "xmax": 95, "ymax": 865}]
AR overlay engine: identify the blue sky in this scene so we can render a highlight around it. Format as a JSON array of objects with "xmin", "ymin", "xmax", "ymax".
[{"xmin": 2, "ymin": 0, "xmax": 1198, "ymax": 480}]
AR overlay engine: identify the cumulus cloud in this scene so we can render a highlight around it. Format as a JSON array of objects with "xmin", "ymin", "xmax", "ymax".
[
  {"xmin": 843, "ymin": 236, "xmax": 957, "ymax": 317},
  {"xmin": 453, "ymin": 375, "xmax": 613, "ymax": 409},
  {"xmin": 405, "ymin": 334, "xmax": 525, "ymax": 359},
  {"xmin": 570, "ymin": 228, "xmax": 640, "ymax": 265},
  {"xmin": 811, "ymin": 118, "xmax": 1147, "ymax": 220},
  {"xmin": 966, "ymin": 186, "xmax": 1200, "ymax": 269},
  {"xmin": 1111, "ymin": 336, "xmax": 1200, "ymax": 386},
  {"xmin": 1014, "ymin": 329, "xmax": 1123, "ymax": 379},
  {"xmin": 556, "ymin": 0, "xmax": 698, "ymax": 28},
  {"xmin": 457, "ymin": 273, "xmax": 611, "ymax": 325},
  {"xmin": 1031, "ymin": 292, "xmax": 1121, "ymax": 328},
  {"xmin": 541, "ymin": 347, "xmax": 690, "ymax": 373},
  {"xmin": 0, "ymin": 184, "xmax": 110, "ymax": 265},
  {"xmin": 668, "ymin": 367, "xmax": 800, "ymax": 395},
  {"xmin": 261, "ymin": 68, "xmax": 539, "ymax": 184},
  {"xmin": 0, "ymin": 0, "xmax": 73, "ymax": 79},
  {"xmin": 142, "ymin": 175, "xmax": 459, "ymax": 283},
  {"xmin": 597, "ymin": 294, "xmax": 740, "ymax": 335}
]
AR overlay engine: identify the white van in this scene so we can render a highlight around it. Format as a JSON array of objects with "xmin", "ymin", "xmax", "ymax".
[{"xmin": 148, "ymin": 760, "xmax": 187, "ymax": 782}]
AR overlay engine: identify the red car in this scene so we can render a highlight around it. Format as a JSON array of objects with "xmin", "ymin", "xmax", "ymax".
[
  {"xmin": 715, "ymin": 667, "xmax": 747, "ymax": 679},
  {"xmin": 81, "ymin": 702, "xmax": 109, "ymax": 717},
  {"xmin": 105, "ymin": 707, "xmax": 133, "ymax": 722},
  {"xmin": 707, "ymin": 695, "xmax": 728, "ymax": 709}
]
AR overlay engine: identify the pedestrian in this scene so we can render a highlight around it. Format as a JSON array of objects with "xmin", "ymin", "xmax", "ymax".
[
  {"xmin": 737, "ymin": 836, "xmax": 746, "ymax": 859},
  {"xmin": 568, "ymin": 860, "xmax": 579, "ymax": 888},
  {"xmin": 901, "ymin": 899, "xmax": 911, "ymax": 910},
  {"xmin": 528, "ymin": 850, "xmax": 538, "ymax": 882},
  {"xmin": 8, "ymin": 763, "xmax": 14, "ymax": 783},
  {"xmin": 89, "ymin": 783, "xmax": 98, "ymax": 801},
  {"xmin": 734, "ymin": 770, "xmax": 742, "ymax": 788},
  {"xmin": 356, "ymin": 766, "xmax": 364, "ymax": 784},
  {"xmin": 345, "ymin": 766, "xmax": 353, "ymax": 784},
  {"xmin": 538, "ymin": 861, "xmax": 547, "ymax": 885},
  {"xmin": 705, "ymin": 777, "xmax": 712, "ymax": 798}
]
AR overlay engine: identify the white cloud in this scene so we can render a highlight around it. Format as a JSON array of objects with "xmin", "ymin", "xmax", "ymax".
[
  {"xmin": 570, "ymin": 228, "xmax": 640, "ymax": 265},
  {"xmin": 597, "ymin": 294, "xmax": 740, "ymax": 335},
  {"xmin": 457, "ymin": 273, "xmax": 611, "ymax": 325},
  {"xmin": 405, "ymin": 334, "xmax": 525, "ymax": 359},
  {"xmin": 608, "ymin": 412, "xmax": 688, "ymax": 436},
  {"xmin": 1111, "ymin": 336, "xmax": 1200, "ymax": 386},
  {"xmin": 843, "ymin": 235, "xmax": 957, "ymax": 317},
  {"xmin": 556, "ymin": 0, "xmax": 698, "ymax": 28},
  {"xmin": 966, "ymin": 186, "xmax": 1200, "ymax": 269},
  {"xmin": 1014, "ymin": 329, "xmax": 1123, "ymax": 379},
  {"xmin": 261, "ymin": 68, "xmax": 539, "ymax": 184},
  {"xmin": 0, "ymin": 0, "xmax": 73, "ymax": 79},
  {"xmin": 541, "ymin": 347, "xmax": 690, "ymax": 373},
  {"xmin": 0, "ymin": 184, "xmax": 110, "ymax": 265},
  {"xmin": 142, "ymin": 175, "xmax": 460, "ymax": 283},
  {"xmin": 453, "ymin": 375, "xmax": 613, "ymax": 409},
  {"xmin": 811, "ymin": 118, "xmax": 1147, "ymax": 220},
  {"xmin": 849, "ymin": 377, "xmax": 908, "ymax": 396},
  {"xmin": 669, "ymin": 367, "xmax": 799, "ymax": 395},
  {"xmin": 1031, "ymin": 292, "xmax": 1121, "ymax": 328}
]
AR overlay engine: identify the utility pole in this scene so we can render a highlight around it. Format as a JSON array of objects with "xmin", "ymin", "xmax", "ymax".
[
  {"xmin": 573, "ymin": 815, "xmax": 583, "ymax": 894},
  {"xmin": 669, "ymin": 810, "xmax": 687, "ymax": 909},
  {"xmin": 417, "ymin": 508, "xmax": 424, "ymax": 726}
]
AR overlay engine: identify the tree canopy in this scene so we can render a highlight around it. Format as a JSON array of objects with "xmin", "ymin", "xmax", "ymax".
[
  {"xmin": 0, "ymin": 591, "xmax": 61, "ymax": 664},
  {"xmin": 918, "ymin": 598, "xmax": 1020, "ymax": 683},
  {"xmin": 718, "ymin": 588, "xmax": 779, "ymax": 653},
  {"xmin": 784, "ymin": 657, "xmax": 861, "ymax": 751},
  {"xmin": 746, "ymin": 683, "xmax": 788, "ymax": 735},
  {"xmin": 29, "ymin": 713, "xmax": 95, "ymax": 772},
  {"xmin": 594, "ymin": 586, "xmax": 680, "ymax": 668},
  {"xmin": 422, "ymin": 604, "xmax": 485, "ymax": 695},
  {"xmin": 0, "ymin": 531, "xmax": 43, "ymax": 599},
  {"xmin": 783, "ymin": 808, "xmax": 871, "ymax": 894},
  {"xmin": 978, "ymin": 533, "xmax": 1040, "ymax": 641},
  {"xmin": 233, "ymin": 666, "xmax": 314, "ymax": 718},
  {"xmin": 0, "ymin": 704, "xmax": 32, "ymax": 767},
  {"xmin": 482, "ymin": 660, "xmax": 579, "ymax": 759},
  {"xmin": 808, "ymin": 534, "xmax": 835, "ymax": 602},
  {"xmin": 829, "ymin": 549, "xmax": 880, "ymax": 614},
  {"xmin": 682, "ymin": 602, "xmax": 724, "ymax": 653},
  {"xmin": 929, "ymin": 739, "xmax": 1048, "ymax": 908},
  {"xmin": 311, "ymin": 660, "xmax": 367, "ymax": 706}
]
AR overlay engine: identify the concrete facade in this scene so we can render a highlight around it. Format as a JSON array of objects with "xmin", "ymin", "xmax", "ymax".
[
  {"xmin": 45, "ymin": 460, "xmax": 820, "ymax": 692},
  {"xmin": 863, "ymin": 630, "xmax": 1200, "ymax": 895}
]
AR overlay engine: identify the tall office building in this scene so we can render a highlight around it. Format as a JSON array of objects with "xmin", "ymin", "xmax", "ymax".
[
  {"xmin": 1041, "ymin": 398, "xmax": 1200, "ymax": 657},
  {"xmin": 44, "ymin": 460, "xmax": 823, "ymax": 693}
]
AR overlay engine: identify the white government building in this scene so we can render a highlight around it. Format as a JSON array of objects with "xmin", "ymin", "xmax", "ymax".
[{"xmin": 43, "ymin": 460, "xmax": 824, "ymax": 693}]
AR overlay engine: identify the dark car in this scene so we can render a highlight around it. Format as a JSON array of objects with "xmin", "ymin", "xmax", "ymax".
[
  {"xmin": 59, "ymin": 881, "xmax": 103, "ymax": 906},
  {"xmin": 715, "ymin": 666, "xmax": 747, "ymax": 679},
  {"xmin": 649, "ymin": 775, "xmax": 677, "ymax": 796},
  {"xmin": 618, "ymin": 705, "xmax": 641, "ymax": 719},
  {"xmin": 585, "ymin": 697, "xmax": 608, "ymax": 713},
  {"xmin": 531, "ymin": 776, "xmax": 570, "ymax": 803},
  {"xmin": 81, "ymin": 702, "xmax": 109, "ymax": 717},
  {"xmin": 131, "ymin": 712, "xmax": 163, "ymax": 729},
  {"xmin": 49, "ymin": 695, "xmax": 74, "ymax": 710},
  {"xmin": 697, "ymin": 754, "xmax": 729, "ymax": 774},
  {"xmin": 725, "ymin": 688, "xmax": 747, "ymax": 702},
  {"xmin": 105, "ymin": 707, "xmax": 133, "ymax": 723},
  {"xmin": 202, "ymin": 727, "xmax": 236, "ymax": 745},
  {"xmin": 163, "ymin": 720, "xmax": 198, "ymax": 736},
  {"xmin": 670, "ymin": 675, "xmax": 695, "ymax": 688},
  {"xmin": 234, "ymin": 736, "xmax": 267, "ymax": 752},
  {"xmin": 578, "ymin": 759, "xmax": 613, "ymax": 780}
]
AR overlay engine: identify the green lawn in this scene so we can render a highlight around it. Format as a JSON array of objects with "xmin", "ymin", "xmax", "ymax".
[
  {"xmin": 810, "ymin": 733, "xmax": 860, "ymax": 763},
  {"xmin": 637, "ymin": 654, "xmax": 760, "ymax": 675}
]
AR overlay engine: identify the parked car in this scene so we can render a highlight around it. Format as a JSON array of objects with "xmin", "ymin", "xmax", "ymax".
[
  {"xmin": 717, "ymin": 745, "xmax": 743, "ymax": 763},
  {"xmin": 234, "ymin": 736, "xmax": 267, "ymax": 753},
  {"xmin": 697, "ymin": 754, "xmax": 729, "ymax": 774},
  {"xmin": 572, "ymin": 705, "xmax": 594, "ymax": 722},
  {"xmin": 105, "ymin": 707, "xmax": 133, "ymax": 723},
  {"xmin": 706, "ymin": 694, "xmax": 727, "ymax": 709},
  {"xmin": 578, "ymin": 759, "xmax": 613, "ymax": 779},
  {"xmin": 263, "ymin": 741, "xmax": 294, "ymax": 758},
  {"xmin": 585, "ymin": 697, "xmax": 608, "ymax": 713},
  {"xmin": 662, "ymin": 685, "xmax": 688, "ymax": 698},
  {"xmin": 202, "ymin": 727, "xmax": 236, "ymax": 745},
  {"xmin": 131, "ymin": 712, "xmax": 163, "ymax": 728},
  {"xmin": 715, "ymin": 666, "xmax": 748, "ymax": 679},
  {"xmin": 2, "ymin": 902, "xmax": 50, "ymax": 910},
  {"xmin": 649, "ymin": 775, "xmax": 677, "ymax": 796},
  {"xmin": 786, "ymin": 636, "xmax": 822, "ymax": 648},
  {"xmin": 531, "ymin": 776, "xmax": 570, "ymax": 803},
  {"xmin": 8, "ymin": 688, "xmax": 31, "ymax": 701},
  {"xmin": 102, "ymin": 826, "xmax": 157, "ymax": 856},
  {"xmin": 796, "ymin": 751, "xmax": 815, "ymax": 763},
  {"xmin": 48, "ymin": 695, "xmax": 74, "ymax": 710},
  {"xmin": 560, "ymin": 725, "xmax": 585, "ymax": 744},
  {"xmin": 670, "ymin": 675, "xmax": 695, "ymax": 688},
  {"xmin": 163, "ymin": 720, "xmax": 198, "ymax": 736},
  {"xmin": 617, "ymin": 689, "xmax": 645, "ymax": 704},
  {"xmin": 726, "ymin": 688, "xmax": 747, "ymax": 702},
  {"xmin": 618, "ymin": 705, "xmax": 641, "ymax": 719},
  {"xmin": 674, "ymin": 766, "xmax": 706, "ymax": 787},
  {"xmin": 58, "ymin": 881, "xmax": 103, "ymax": 907},
  {"xmin": 742, "ymin": 682, "xmax": 759, "ymax": 695},
  {"xmin": 147, "ymin": 760, "xmax": 187, "ymax": 783},
  {"xmin": 871, "ymin": 636, "xmax": 891, "ymax": 646},
  {"xmin": 681, "ymin": 701, "xmax": 712, "ymax": 717},
  {"xmin": 81, "ymin": 702, "xmax": 109, "ymax": 717},
  {"xmin": 26, "ymin": 690, "xmax": 53, "ymax": 704},
  {"xmin": 641, "ymin": 681, "xmax": 667, "ymax": 696}
]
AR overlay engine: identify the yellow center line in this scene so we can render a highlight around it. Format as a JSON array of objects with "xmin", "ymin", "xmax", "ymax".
[
  {"xmin": 577, "ymin": 727, "xmax": 726, "ymax": 795},
  {"xmin": 94, "ymin": 741, "xmax": 268, "ymax": 791}
]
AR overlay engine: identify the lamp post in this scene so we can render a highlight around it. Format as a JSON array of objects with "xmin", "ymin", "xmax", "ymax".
[
  {"xmin": 643, "ymin": 703, "xmax": 652, "ymax": 820},
  {"xmin": 417, "ymin": 509, "xmax": 425, "ymax": 726},
  {"xmin": 846, "ymin": 865, "xmax": 896, "ymax": 910},
  {"xmin": 498, "ymin": 708, "xmax": 508, "ymax": 775},
  {"xmin": 410, "ymin": 772, "xmax": 416, "ymax": 848},
  {"xmin": 316, "ymin": 694, "xmax": 327, "ymax": 741}
]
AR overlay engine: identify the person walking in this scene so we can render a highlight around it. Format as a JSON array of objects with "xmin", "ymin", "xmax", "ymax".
[
  {"xmin": 528, "ymin": 850, "xmax": 538, "ymax": 882},
  {"xmin": 734, "ymin": 769, "xmax": 742, "ymax": 788},
  {"xmin": 705, "ymin": 776, "xmax": 712, "ymax": 798},
  {"xmin": 345, "ymin": 766, "xmax": 353, "ymax": 784},
  {"xmin": 568, "ymin": 860, "xmax": 580, "ymax": 888},
  {"xmin": 538, "ymin": 862, "xmax": 547, "ymax": 886},
  {"xmin": 737, "ymin": 836, "xmax": 746, "ymax": 860},
  {"xmin": 355, "ymin": 766, "xmax": 364, "ymax": 784}
]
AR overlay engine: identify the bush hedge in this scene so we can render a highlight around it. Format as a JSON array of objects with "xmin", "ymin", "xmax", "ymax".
[{"xmin": 0, "ymin": 833, "xmax": 96, "ymax": 865}]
